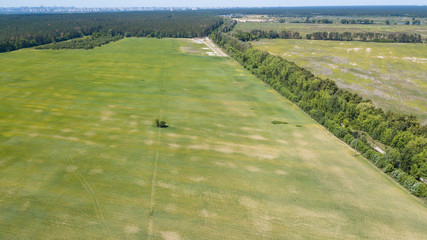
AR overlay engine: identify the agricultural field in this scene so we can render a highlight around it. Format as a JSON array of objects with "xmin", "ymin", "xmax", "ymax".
[
  {"xmin": 1, "ymin": 38, "xmax": 427, "ymax": 239},
  {"xmin": 252, "ymin": 39, "xmax": 427, "ymax": 124},
  {"xmin": 234, "ymin": 22, "xmax": 427, "ymax": 40}
]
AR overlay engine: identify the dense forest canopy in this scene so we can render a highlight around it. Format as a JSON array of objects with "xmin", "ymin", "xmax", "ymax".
[{"xmin": 0, "ymin": 11, "xmax": 223, "ymax": 52}]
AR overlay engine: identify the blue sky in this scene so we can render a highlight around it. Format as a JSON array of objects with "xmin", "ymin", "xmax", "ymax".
[{"xmin": 1, "ymin": 0, "xmax": 426, "ymax": 8}]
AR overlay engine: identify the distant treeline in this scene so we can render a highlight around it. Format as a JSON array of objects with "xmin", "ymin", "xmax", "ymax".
[
  {"xmin": 290, "ymin": 18, "xmax": 333, "ymax": 24},
  {"xmin": 235, "ymin": 29, "xmax": 423, "ymax": 43},
  {"xmin": 35, "ymin": 33, "xmax": 123, "ymax": 50},
  {"xmin": 0, "ymin": 11, "xmax": 223, "ymax": 52},
  {"xmin": 340, "ymin": 19, "xmax": 374, "ymax": 24},
  {"xmin": 212, "ymin": 20, "xmax": 427, "ymax": 199},
  {"xmin": 209, "ymin": 6, "xmax": 427, "ymax": 18}
]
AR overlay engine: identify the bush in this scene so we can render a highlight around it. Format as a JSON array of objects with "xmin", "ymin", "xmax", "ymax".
[
  {"xmin": 382, "ymin": 164, "xmax": 395, "ymax": 173},
  {"xmin": 154, "ymin": 119, "xmax": 168, "ymax": 128}
]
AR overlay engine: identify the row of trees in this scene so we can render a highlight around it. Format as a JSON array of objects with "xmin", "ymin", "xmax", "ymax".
[
  {"xmin": 211, "ymin": 21, "xmax": 427, "ymax": 199},
  {"xmin": 340, "ymin": 19, "xmax": 374, "ymax": 24},
  {"xmin": 35, "ymin": 33, "xmax": 123, "ymax": 50},
  {"xmin": 0, "ymin": 11, "xmax": 223, "ymax": 52},
  {"xmin": 290, "ymin": 18, "xmax": 333, "ymax": 24},
  {"xmin": 234, "ymin": 30, "xmax": 301, "ymax": 41},
  {"xmin": 234, "ymin": 29, "xmax": 423, "ymax": 43},
  {"xmin": 306, "ymin": 31, "xmax": 422, "ymax": 43}
]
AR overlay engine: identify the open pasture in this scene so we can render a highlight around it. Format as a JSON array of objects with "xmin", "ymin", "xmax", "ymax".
[
  {"xmin": 235, "ymin": 22, "xmax": 427, "ymax": 40},
  {"xmin": 252, "ymin": 39, "xmax": 427, "ymax": 123},
  {"xmin": 0, "ymin": 38, "xmax": 426, "ymax": 239}
]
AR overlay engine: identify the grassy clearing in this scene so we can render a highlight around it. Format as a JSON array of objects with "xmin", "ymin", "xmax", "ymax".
[
  {"xmin": 0, "ymin": 38, "xmax": 426, "ymax": 239},
  {"xmin": 235, "ymin": 22, "xmax": 427, "ymax": 40},
  {"xmin": 252, "ymin": 39, "xmax": 427, "ymax": 124}
]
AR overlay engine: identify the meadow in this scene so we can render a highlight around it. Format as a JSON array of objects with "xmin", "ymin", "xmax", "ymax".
[
  {"xmin": 0, "ymin": 38, "xmax": 426, "ymax": 239},
  {"xmin": 252, "ymin": 39, "xmax": 427, "ymax": 124},
  {"xmin": 234, "ymin": 22, "xmax": 427, "ymax": 40}
]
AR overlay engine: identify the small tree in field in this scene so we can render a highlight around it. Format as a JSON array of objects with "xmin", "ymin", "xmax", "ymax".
[{"xmin": 154, "ymin": 119, "xmax": 168, "ymax": 128}]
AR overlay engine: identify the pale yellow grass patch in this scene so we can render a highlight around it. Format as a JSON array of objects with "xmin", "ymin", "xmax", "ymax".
[
  {"xmin": 188, "ymin": 143, "xmax": 210, "ymax": 150},
  {"xmin": 135, "ymin": 179, "xmax": 146, "ymax": 186},
  {"xmin": 21, "ymin": 200, "xmax": 31, "ymax": 211},
  {"xmin": 124, "ymin": 225, "xmax": 140, "ymax": 234},
  {"xmin": 100, "ymin": 110, "xmax": 114, "ymax": 121},
  {"xmin": 168, "ymin": 143, "xmax": 181, "ymax": 148},
  {"xmin": 165, "ymin": 204, "xmax": 177, "ymax": 213},
  {"xmin": 161, "ymin": 231, "xmax": 182, "ymax": 240},
  {"xmin": 246, "ymin": 165, "xmax": 261, "ymax": 173},
  {"xmin": 292, "ymin": 132, "xmax": 304, "ymax": 138},
  {"xmin": 189, "ymin": 176, "xmax": 206, "ymax": 182},
  {"xmin": 89, "ymin": 168, "xmax": 103, "ymax": 175},
  {"xmin": 240, "ymin": 127, "xmax": 263, "ymax": 132},
  {"xmin": 200, "ymin": 209, "xmax": 217, "ymax": 219},
  {"xmin": 157, "ymin": 181, "xmax": 177, "ymax": 190},
  {"xmin": 66, "ymin": 165, "xmax": 78, "ymax": 172},
  {"xmin": 275, "ymin": 170, "xmax": 287, "ymax": 175},
  {"xmin": 214, "ymin": 161, "xmax": 236, "ymax": 169},
  {"xmin": 276, "ymin": 139, "xmax": 288, "ymax": 145},
  {"xmin": 239, "ymin": 196, "xmax": 272, "ymax": 236},
  {"xmin": 214, "ymin": 145, "xmax": 234, "ymax": 154},
  {"xmin": 248, "ymin": 135, "xmax": 267, "ymax": 140},
  {"xmin": 296, "ymin": 139, "xmax": 309, "ymax": 146}
]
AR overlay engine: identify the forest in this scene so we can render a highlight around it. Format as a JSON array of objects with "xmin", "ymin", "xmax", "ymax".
[
  {"xmin": 0, "ymin": 11, "xmax": 223, "ymax": 52},
  {"xmin": 211, "ymin": 20, "xmax": 427, "ymax": 199}
]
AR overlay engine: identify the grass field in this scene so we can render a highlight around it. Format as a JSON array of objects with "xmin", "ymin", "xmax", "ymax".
[
  {"xmin": 234, "ymin": 22, "xmax": 427, "ymax": 40},
  {"xmin": 1, "ymin": 38, "xmax": 426, "ymax": 239},
  {"xmin": 252, "ymin": 39, "xmax": 427, "ymax": 124}
]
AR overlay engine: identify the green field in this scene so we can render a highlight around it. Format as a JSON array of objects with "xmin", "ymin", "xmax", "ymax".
[
  {"xmin": 1, "ymin": 38, "xmax": 426, "ymax": 239},
  {"xmin": 252, "ymin": 39, "xmax": 427, "ymax": 124},
  {"xmin": 234, "ymin": 22, "xmax": 427, "ymax": 40}
]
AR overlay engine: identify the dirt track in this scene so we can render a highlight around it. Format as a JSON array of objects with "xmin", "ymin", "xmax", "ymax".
[{"xmin": 202, "ymin": 37, "xmax": 228, "ymax": 57}]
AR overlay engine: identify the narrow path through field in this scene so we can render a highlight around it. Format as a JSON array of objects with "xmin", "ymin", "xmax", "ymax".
[
  {"xmin": 203, "ymin": 37, "xmax": 228, "ymax": 57},
  {"xmin": 147, "ymin": 75, "xmax": 165, "ymax": 239}
]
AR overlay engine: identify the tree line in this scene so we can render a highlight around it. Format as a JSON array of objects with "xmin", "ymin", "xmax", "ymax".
[
  {"xmin": 234, "ymin": 29, "xmax": 423, "ymax": 43},
  {"xmin": 211, "ymin": 20, "xmax": 427, "ymax": 199},
  {"xmin": 306, "ymin": 32, "xmax": 422, "ymax": 43},
  {"xmin": 289, "ymin": 18, "xmax": 333, "ymax": 24},
  {"xmin": 208, "ymin": 6, "xmax": 427, "ymax": 18},
  {"xmin": 0, "ymin": 11, "xmax": 223, "ymax": 52},
  {"xmin": 340, "ymin": 19, "xmax": 374, "ymax": 24},
  {"xmin": 35, "ymin": 32, "xmax": 123, "ymax": 50}
]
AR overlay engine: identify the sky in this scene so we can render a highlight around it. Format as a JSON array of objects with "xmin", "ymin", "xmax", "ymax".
[{"xmin": 1, "ymin": 0, "xmax": 426, "ymax": 8}]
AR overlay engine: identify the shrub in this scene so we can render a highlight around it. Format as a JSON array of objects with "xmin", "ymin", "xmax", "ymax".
[{"xmin": 154, "ymin": 119, "xmax": 168, "ymax": 128}]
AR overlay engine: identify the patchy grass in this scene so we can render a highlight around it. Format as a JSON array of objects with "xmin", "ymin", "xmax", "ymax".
[
  {"xmin": 252, "ymin": 39, "xmax": 427, "ymax": 124},
  {"xmin": 0, "ymin": 38, "xmax": 426, "ymax": 239}
]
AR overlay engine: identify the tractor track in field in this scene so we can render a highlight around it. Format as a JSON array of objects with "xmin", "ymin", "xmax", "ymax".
[{"xmin": 63, "ymin": 149, "xmax": 110, "ymax": 234}]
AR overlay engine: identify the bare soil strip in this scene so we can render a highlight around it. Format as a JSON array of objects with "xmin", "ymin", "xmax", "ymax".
[{"xmin": 202, "ymin": 37, "xmax": 228, "ymax": 57}]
